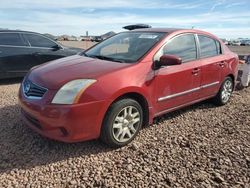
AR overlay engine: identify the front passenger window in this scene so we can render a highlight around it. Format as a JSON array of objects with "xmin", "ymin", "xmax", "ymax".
[
  {"xmin": 25, "ymin": 34, "xmax": 58, "ymax": 48},
  {"xmin": 163, "ymin": 34, "xmax": 197, "ymax": 63}
]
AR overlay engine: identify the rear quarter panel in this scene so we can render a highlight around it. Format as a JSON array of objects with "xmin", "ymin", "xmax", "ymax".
[{"xmin": 222, "ymin": 44, "xmax": 239, "ymax": 85}]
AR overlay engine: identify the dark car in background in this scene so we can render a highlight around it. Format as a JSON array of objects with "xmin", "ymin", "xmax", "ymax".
[
  {"xmin": 0, "ymin": 30, "xmax": 82, "ymax": 79},
  {"xmin": 91, "ymin": 36, "xmax": 103, "ymax": 42}
]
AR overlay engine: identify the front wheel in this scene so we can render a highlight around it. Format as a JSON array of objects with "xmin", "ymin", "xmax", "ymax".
[
  {"xmin": 100, "ymin": 98, "xmax": 143, "ymax": 148},
  {"xmin": 213, "ymin": 77, "xmax": 233, "ymax": 106}
]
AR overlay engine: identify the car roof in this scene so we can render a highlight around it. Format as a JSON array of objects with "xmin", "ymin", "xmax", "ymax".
[
  {"xmin": 130, "ymin": 28, "xmax": 184, "ymax": 33},
  {"xmin": 0, "ymin": 29, "xmax": 40, "ymax": 35},
  {"xmin": 130, "ymin": 28, "xmax": 220, "ymax": 40}
]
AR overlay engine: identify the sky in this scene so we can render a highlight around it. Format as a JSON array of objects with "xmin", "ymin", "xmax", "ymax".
[{"xmin": 0, "ymin": 0, "xmax": 249, "ymax": 39}]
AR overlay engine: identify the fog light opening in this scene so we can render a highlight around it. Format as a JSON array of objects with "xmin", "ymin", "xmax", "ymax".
[{"xmin": 60, "ymin": 127, "xmax": 68, "ymax": 136}]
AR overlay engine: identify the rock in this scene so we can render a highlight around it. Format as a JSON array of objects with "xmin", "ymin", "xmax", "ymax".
[
  {"xmin": 127, "ymin": 164, "xmax": 133, "ymax": 171},
  {"xmin": 104, "ymin": 157, "xmax": 110, "ymax": 162},
  {"xmin": 158, "ymin": 150, "xmax": 164, "ymax": 155},
  {"xmin": 127, "ymin": 158, "xmax": 132, "ymax": 164},
  {"xmin": 144, "ymin": 167, "xmax": 151, "ymax": 172},
  {"xmin": 213, "ymin": 173, "xmax": 224, "ymax": 183},
  {"xmin": 69, "ymin": 180, "xmax": 77, "ymax": 185},
  {"xmin": 131, "ymin": 143, "xmax": 140, "ymax": 150},
  {"xmin": 49, "ymin": 166, "xmax": 54, "ymax": 171}
]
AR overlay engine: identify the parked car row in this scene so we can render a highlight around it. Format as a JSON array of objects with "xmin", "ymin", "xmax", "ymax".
[
  {"xmin": 221, "ymin": 39, "xmax": 250, "ymax": 46},
  {"xmin": 0, "ymin": 30, "xmax": 82, "ymax": 79},
  {"xmin": 240, "ymin": 40, "xmax": 250, "ymax": 46}
]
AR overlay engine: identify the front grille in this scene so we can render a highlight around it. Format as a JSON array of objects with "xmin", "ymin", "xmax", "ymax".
[{"xmin": 23, "ymin": 79, "xmax": 47, "ymax": 99}]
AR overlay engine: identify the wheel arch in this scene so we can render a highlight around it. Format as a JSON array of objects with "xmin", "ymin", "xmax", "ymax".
[
  {"xmin": 226, "ymin": 74, "xmax": 235, "ymax": 88},
  {"xmin": 111, "ymin": 92, "xmax": 150, "ymax": 127}
]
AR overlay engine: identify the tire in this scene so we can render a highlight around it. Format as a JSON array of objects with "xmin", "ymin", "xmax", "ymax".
[
  {"xmin": 213, "ymin": 77, "xmax": 233, "ymax": 106},
  {"xmin": 100, "ymin": 98, "xmax": 143, "ymax": 148}
]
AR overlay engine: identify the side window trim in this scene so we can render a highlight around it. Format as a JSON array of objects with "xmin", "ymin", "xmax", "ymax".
[
  {"xmin": 194, "ymin": 34, "xmax": 200, "ymax": 59},
  {"xmin": 153, "ymin": 33, "xmax": 198, "ymax": 64},
  {"xmin": 216, "ymin": 40, "xmax": 223, "ymax": 54}
]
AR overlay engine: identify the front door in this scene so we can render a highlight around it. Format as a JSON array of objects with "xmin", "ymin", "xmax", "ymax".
[{"xmin": 153, "ymin": 33, "xmax": 201, "ymax": 114}]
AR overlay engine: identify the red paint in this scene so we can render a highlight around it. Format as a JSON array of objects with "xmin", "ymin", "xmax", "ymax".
[{"xmin": 19, "ymin": 29, "xmax": 239, "ymax": 142}]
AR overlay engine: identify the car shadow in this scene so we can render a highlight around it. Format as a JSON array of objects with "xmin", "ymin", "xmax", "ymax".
[
  {"xmin": 0, "ymin": 104, "xmax": 113, "ymax": 174},
  {"xmin": 0, "ymin": 77, "xmax": 23, "ymax": 85},
  {"xmin": 0, "ymin": 100, "xmax": 217, "ymax": 174},
  {"xmin": 152, "ymin": 99, "xmax": 217, "ymax": 125}
]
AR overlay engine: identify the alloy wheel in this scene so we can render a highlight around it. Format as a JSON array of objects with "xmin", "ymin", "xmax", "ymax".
[
  {"xmin": 221, "ymin": 79, "xmax": 233, "ymax": 103},
  {"xmin": 112, "ymin": 106, "xmax": 141, "ymax": 143}
]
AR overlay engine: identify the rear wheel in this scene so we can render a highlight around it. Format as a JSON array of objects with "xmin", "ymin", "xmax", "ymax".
[
  {"xmin": 100, "ymin": 98, "xmax": 143, "ymax": 147},
  {"xmin": 213, "ymin": 77, "xmax": 233, "ymax": 105}
]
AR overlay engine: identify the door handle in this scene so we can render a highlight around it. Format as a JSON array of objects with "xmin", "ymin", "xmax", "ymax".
[{"xmin": 192, "ymin": 68, "xmax": 200, "ymax": 75}]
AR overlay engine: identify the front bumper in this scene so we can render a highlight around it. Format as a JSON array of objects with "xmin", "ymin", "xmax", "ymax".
[{"xmin": 19, "ymin": 89, "xmax": 107, "ymax": 143}]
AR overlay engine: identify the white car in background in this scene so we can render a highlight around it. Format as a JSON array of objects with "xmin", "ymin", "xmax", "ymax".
[{"xmin": 229, "ymin": 40, "xmax": 241, "ymax": 46}]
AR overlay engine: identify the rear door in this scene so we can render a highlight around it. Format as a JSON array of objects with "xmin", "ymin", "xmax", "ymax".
[
  {"xmin": 197, "ymin": 35, "xmax": 224, "ymax": 98},
  {"xmin": 0, "ymin": 32, "xmax": 37, "ymax": 76},
  {"xmin": 23, "ymin": 33, "xmax": 67, "ymax": 64},
  {"xmin": 154, "ymin": 33, "xmax": 202, "ymax": 114}
]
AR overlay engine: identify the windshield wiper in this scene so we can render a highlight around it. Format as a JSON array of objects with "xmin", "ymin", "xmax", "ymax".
[
  {"xmin": 82, "ymin": 52, "xmax": 90, "ymax": 57},
  {"xmin": 90, "ymin": 55, "xmax": 125, "ymax": 63}
]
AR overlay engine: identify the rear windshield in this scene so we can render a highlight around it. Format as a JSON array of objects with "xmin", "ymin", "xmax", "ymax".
[{"xmin": 84, "ymin": 32, "xmax": 166, "ymax": 63}]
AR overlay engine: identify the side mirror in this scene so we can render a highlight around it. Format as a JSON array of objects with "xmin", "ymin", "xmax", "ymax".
[
  {"xmin": 158, "ymin": 54, "xmax": 182, "ymax": 67},
  {"xmin": 52, "ymin": 44, "xmax": 61, "ymax": 51}
]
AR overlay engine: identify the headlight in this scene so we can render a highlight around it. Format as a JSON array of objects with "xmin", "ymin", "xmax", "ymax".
[{"xmin": 52, "ymin": 79, "xmax": 96, "ymax": 104}]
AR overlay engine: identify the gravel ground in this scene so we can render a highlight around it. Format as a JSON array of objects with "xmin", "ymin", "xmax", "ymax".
[{"xmin": 0, "ymin": 79, "xmax": 249, "ymax": 188}]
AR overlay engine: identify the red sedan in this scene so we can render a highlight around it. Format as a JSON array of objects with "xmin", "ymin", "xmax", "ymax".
[{"xmin": 19, "ymin": 28, "xmax": 239, "ymax": 147}]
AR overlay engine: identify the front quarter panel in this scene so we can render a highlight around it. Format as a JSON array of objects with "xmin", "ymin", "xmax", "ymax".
[{"xmin": 76, "ymin": 62, "xmax": 156, "ymax": 128}]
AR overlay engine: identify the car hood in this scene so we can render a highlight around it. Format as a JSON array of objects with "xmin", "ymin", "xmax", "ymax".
[{"xmin": 29, "ymin": 55, "xmax": 130, "ymax": 89}]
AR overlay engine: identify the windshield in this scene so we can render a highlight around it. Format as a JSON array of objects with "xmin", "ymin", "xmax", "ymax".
[{"xmin": 83, "ymin": 32, "xmax": 166, "ymax": 63}]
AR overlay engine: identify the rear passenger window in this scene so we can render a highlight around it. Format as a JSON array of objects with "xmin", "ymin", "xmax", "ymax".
[
  {"xmin": 0, "ymin": 33, "xmax": 26, "ymax": 46},
  {"xmin": 163, "ymin": 34, "xmax": 197, "ymax": 62},
  {"xmin": 25, "ymin": 34, "xmax": 57, "ymax": 48},
  {"xmin": 198, "ymin": 35, "xmax": 220, "ymax": 58}
]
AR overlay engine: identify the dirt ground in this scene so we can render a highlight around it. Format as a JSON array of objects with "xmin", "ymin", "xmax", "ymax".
[
  {"xmin": 227, "ymin": 46, "xmax": 250, "ymax": 56},
  {"xmin": 59, "ymin": 41, "xmax": 96, "ymax": 50}
]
